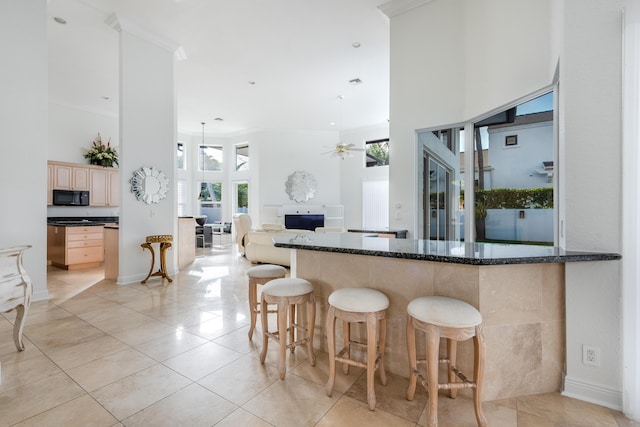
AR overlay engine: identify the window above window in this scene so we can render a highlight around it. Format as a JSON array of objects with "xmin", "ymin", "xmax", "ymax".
[
  {"xmin": 365, "ymin": 138, "xmax": 389, "ymax": 167},
  {"xmin": 199, "ymin": 145, "xmax": 223, "ymax": 171},
  {"xmin": 236, "ymin": 143, "xmax": 249, "ymax": 171}
]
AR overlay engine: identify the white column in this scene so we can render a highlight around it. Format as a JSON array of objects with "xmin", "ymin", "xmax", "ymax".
[{"xmin": 107, "ymin": 16, "xmax": 179, "ymax": 284}]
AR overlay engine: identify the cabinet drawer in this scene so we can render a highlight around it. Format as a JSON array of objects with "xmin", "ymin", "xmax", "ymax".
[
  {"xmin": 67, "ymin": 226, "xmax": 103, "ymax": 234},
  {"xmin": 67, "ymin": 232, "xmax": 103, "ymax": 241},
  {"xmin": 67, "ymin": 239, "xmax": 103, "ymax": 249},
  {"xmin": 67, "ymin": 246, "xmax": 104, "ymax": 264}
]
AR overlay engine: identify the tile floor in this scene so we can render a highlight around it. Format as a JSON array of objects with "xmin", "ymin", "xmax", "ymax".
[{"xmin": 1, "ymin": 244, "xmax": 639, "ymax": 426}]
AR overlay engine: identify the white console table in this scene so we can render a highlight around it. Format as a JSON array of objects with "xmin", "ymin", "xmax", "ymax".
[{"xmin": 0, "ymin": 245, "xmax": 32, "ymax": 352}]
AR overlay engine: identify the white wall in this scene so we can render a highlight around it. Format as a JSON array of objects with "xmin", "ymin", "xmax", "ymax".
[
  {"xmin": 0, "ymin": 1, "xmax": 49, "ymax": 301},
  {"xmin": 49, "ymin": 102, "xmax": 119, "ymax": 164},
  {"xmin": 248, "ymin": 129, "xmax": 342, "ymax": 226},
  {"xmin": 561, "ymin": 0, "xmax": 625, "ymax": 410},
  {"xmin": 387, "ymin": 0, "xmax": 627, "ymax": 412},
  {"xmin": 340, "ymin": 124, "xmax": 389, "ymax": 230}
]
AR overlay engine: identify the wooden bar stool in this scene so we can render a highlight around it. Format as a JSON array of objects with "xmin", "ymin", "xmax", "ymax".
[
  {"xmin": 406, "ymin": 296, "xmax": 487, "ymax": 427},
  {"xmin": 325, "ymin": 287, "xmax": 389, "ymax": 410},
  {"xmin": 246, "ymin": 264, "xmax": 287, "ymax": 340},
  {"xmin": 141, "ymin": 235, "xmax": 173, "ymax": 284},
  {"xmin": 259, "ymin": 278, "xmax": 316, "ymax": 379}
]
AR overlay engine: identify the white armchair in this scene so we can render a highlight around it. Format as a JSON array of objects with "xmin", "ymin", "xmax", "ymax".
[{"xmin": 232, "ymin": 213, "xmax": 252, "ymax": 255}]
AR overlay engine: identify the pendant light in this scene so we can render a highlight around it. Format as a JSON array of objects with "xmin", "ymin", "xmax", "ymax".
[{"xmin": 197, "ymin": 122, "xmax": 206, "ymax": 200}]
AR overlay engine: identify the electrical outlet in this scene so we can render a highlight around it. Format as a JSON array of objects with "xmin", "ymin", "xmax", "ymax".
[{"xmin": 582, "ymin": 344, "xmax": 601, "ymax": 367}]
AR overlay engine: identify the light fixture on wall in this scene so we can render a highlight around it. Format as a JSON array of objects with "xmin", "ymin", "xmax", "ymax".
[
  {"xmin": 322, "ymin": 95, "xmax": 364, "ymax": 159},
  {"xmin": 197, "ymin": 122, "xmax": 206, "ymax": 200}
]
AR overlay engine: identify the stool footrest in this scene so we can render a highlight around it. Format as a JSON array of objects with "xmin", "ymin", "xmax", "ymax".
[{"xmin": 336, "ymin": 347, "xmax": 383, "ymax": 370}]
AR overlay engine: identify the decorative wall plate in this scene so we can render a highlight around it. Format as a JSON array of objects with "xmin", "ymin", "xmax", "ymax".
[
  {"xmin": 285, "ymin": 170, "xmax": 317, "ymax": 203},
  {"xmin": 130, "ymin": 167, "xmax": 169, "ymax": 204}
]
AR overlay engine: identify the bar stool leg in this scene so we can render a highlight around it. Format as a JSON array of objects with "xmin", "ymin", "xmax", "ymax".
[
  {"xmin": 406, "ymin": 316, "xmax": 418, "ymax": 400},
  {"xmin": 325, "ymin": 306, "xmax": 337, "ymax": 396},
  {"xmin": 426, "ymin": 324, "xmax": 440, "ymax": 427},
  {"xmin": 473, "ymin": 324, "xmax": 488, "ymax": 427},
  {"xmin": 289, "ymin": 304, "xmax": 296, "ymax": 353},
  {"xmin": 378, "ymin": 316, "xmax": 387, "ymax": 386},
  {"xmin": 248, "ymin": 278, "xmax": 258, "ymax": 340},
  {"xmin": 448, "ymin": 338, "xmax": 458, "ymax": 398},
  {"xmin": 366, "ymin": 312, "xmax": 377, "ymax": 410},
  {"xmin": 259, "ymin": 295, "xmax": 269, "ymax": 364},
  {"xmin": 342, "ymin": 320, "xmax": 350, "ymax": 375},
  {"xmin": 277, "ymin": 300, "xmax": 288, "ymax": 379},
  {"xmin": 306, "ymin": 294, "xmax": 316, "ymax": 366}
]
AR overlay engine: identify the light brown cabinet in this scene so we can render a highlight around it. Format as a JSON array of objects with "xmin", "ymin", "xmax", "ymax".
[
  {"xmin": 48, "ymin": 225, "xmax": 104, "ymax": 269},
  {"xmin": 89, "ymin": 169, "xmax": 119, "ymax": 206},
  {"xmin": 47, "ymin": 161, "xmax": 119, "ymax": 207},
  {"xmin": 52, "ymin": 163, "xmax": 90, "ymax": 191}
]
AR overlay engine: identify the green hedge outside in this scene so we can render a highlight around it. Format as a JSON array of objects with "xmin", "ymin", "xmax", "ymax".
[{"xmin": 460, "ymin": 187, "xmax": 553, "ymax": 209}]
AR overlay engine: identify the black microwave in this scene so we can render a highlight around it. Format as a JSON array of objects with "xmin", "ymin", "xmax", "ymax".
[{"xmin": 52, "ymin": 190, "xmax": 90, "ymax": 206}]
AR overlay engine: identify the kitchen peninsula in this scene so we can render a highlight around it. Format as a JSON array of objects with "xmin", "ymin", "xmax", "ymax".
[{"xmin": 273, "ymin": 233, "xmax": 620, "ymax": 401}]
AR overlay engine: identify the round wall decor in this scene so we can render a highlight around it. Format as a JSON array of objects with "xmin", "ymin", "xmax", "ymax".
[{"xmin": 130, "ymin": 166, "xmax": 169, "ymax": 204}]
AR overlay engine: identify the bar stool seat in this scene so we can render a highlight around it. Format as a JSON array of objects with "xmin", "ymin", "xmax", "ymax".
[
  {"xmin": 259, "ymin": 278, "xmax": 316, "ymax": 379},
  {"xmin": 406, "ymin": 296, "xmax": 487, "ymax": 427},
  {"xmin": 246, "ymin": 264, "xmax": 287, "ymax": 340},
  {"xmin": 326, "ymin": 287, "xmax": 389, "ymax": 410}
]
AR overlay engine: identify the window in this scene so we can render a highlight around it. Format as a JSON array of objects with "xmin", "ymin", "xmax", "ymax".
[
  {"xmin": 177, "ymin": 180, "xmax": 186, "ymax": 216},
  {"xmin": 365, "ymin": 138, "xmax": 389, "ymax": 167},
  {"xmin": 177, "ymin": 142, "xmax": 185, "ymax": 170},
  {"xmin": 199, "ymin": 145, "xmax": 223, "ymax": 171},
  {"xmin": 419, "ymin": 90, "xmax": 555, "ymax": 245},
  {"xmin": 199, "ymin": 181, "xmax": 222, "ymax": 222},
  {"xmin": 473, "ymin": 91, "xmax": 554, "ymax": 245},
  {"xmin": 234, "ymin": 181, "xmax": 248, "ymax": 213},
  {"xmin": 236, "ymin": 143, "xmax": 249, "ymax": 171}
]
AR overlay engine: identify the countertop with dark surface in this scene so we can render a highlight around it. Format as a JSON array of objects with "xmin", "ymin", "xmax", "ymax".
[
  {"xmin": 273, "ymin": 232, "xmax": 621, "ymax": 265},
  {"xmin": 47, "ymin": 216, "xmax": 118, "ymax": 227}
]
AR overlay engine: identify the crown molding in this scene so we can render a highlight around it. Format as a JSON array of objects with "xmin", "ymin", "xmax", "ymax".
[
  {"xmin": 378, "ymin": 0, "xmax": 434, "ymax": 18},
  {"xmin": 104, "ymin": 13, "xmax": 185, "ymax": 59}
]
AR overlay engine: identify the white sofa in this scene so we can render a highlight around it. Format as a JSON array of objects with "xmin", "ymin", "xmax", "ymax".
[{"xmin": 245, "ymin": 225, "xmax": 313, "ymax": 266}]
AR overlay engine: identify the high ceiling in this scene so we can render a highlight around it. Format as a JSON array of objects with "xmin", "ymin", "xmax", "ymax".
[{"xmin": 47, "ymin": 0, "xmax": 390, "ymax": 135}]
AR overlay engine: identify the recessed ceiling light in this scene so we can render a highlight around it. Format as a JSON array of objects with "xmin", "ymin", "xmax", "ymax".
[
  {"xmin": 349, "ymin": 78, "xmax": 363, "ymax": 85},
  {"xmin": 248, "ymin": 81, "xmax": 256, "ymax": 85},
  {"xmin": 329, "ymin": 122, "xmax": 336, "ymax": 126},
  {"xmin": 352, "ymin": 42, "xmax": 361, "ymax": 48},
  {"xmin": 214, "ymin": 117, "xmax": 224, "ymax": 121},
  {"xmin": 101, "ymin": 96, "xmax": 110, "ymax": 100},
  {"xmin": 53, "ymin": 17, "xmax": 67, "ymax": 25}
]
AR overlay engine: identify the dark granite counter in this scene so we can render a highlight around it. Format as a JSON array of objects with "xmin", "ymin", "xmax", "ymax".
[
  {"xmin": 47, "ymin": 216, "xmax": 118, "ymax": 227},
  {"xmin": 273, "ymin": 232, "xmax": 621, "ymax": 265}
]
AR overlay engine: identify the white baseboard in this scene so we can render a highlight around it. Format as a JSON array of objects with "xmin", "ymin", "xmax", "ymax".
[{"xmin": 563, "ymin": 375, "xmax": 622, "ymax": 411}]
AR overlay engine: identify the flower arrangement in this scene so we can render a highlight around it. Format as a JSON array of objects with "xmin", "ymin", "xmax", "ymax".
[{"xmin": 84, "ymin": 133, "xmax": 118, "ymax": 167}]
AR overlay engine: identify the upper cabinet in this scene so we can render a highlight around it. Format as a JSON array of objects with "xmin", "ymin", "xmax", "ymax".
[
  {"xmin": 48, "ymin": 161, "xmax": 119, "ymax": 207},
  {"xmin": 90, "ymin": 168, "xmax": 120, "ymax": 207},
  {"xmin": 52, "ymin": 162, "xmax": 90, "ymax": 191}
]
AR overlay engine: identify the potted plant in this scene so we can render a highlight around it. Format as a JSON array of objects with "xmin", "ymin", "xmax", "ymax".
[{"xmin": 84, "ymin": 133, "xmax": 118, "ymax": 167}]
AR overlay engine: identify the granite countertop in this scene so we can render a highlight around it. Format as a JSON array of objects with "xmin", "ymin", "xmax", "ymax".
[
  {"xmin": 47, "ymin": 216, "xmax": 119, "ymax": 227},
  {"xmin": 273, "ymin": 233, "xmax": 621, "ymax": 265}
]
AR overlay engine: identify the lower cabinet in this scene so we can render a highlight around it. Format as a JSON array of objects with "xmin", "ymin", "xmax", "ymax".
[{"xmin": 48, "ymin": 225, "xmax": 104, "ymax": 269}]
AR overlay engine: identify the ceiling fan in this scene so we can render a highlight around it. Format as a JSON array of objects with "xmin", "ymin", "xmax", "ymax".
[
  {"xmin": 322, "ymin": 95, "xmax": 365, "ymax": 159},
  {"xmin": 322, "ymin": 143, "xmax": 365, "ymax": 159}
]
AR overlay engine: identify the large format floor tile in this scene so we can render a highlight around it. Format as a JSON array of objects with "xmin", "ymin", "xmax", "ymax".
[{"xmin": 0, "ymin": 245, "xmax": 635, "ymax": 426}]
